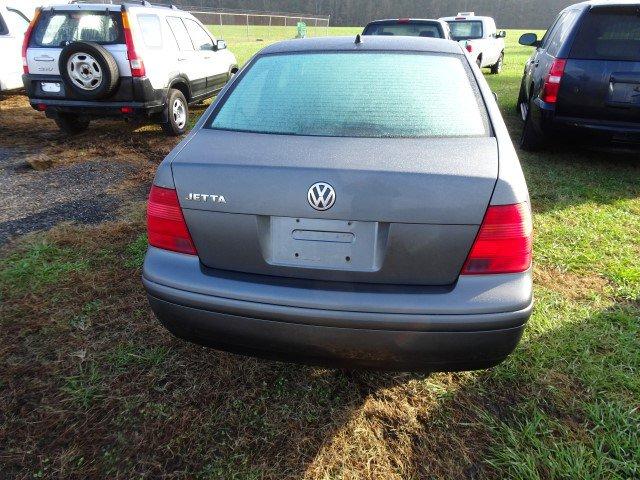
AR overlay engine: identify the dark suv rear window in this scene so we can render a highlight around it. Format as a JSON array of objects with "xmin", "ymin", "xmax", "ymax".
[
  {"xmin": 570, "ymin": 7, "xmax": 640, "ymax": 62},
  {"xmin": 363, "ymin": 21, "xmax": 444, "ymax": 38},
  {"xmin": 31, "ymin": 11, "xmax": 123, "ymax": 47},
  {"xmin": 209, "ymin": 52, "xmax": 489, "ymax": 138}
]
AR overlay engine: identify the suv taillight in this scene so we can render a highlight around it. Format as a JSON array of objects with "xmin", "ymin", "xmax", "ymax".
[
  {"xmin": 147, "ymin": 186, "xmax": 197, "ymax": 255},
  {"xmin": 466, "ymin": 43, "xmax": 473, "ymax": 53},
  {"xmin": 540, "ymin": 59, "xmax": 566, "ymax": 104},
  {"xmin": 121, "ymin": 10, "xmax": 145, "ymax": 77},
  {"xmin": 461, "ymin": 203, "xmax": 532, "ymax": 275},
  {"xmin": 22, "ymin": 8, "xmax": 41, "ymax": 74}
]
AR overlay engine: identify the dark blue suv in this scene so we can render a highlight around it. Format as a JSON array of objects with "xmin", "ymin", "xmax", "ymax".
[{"xmin": 517, "ymin": 1, "xmax": 640, "ymax": 150}]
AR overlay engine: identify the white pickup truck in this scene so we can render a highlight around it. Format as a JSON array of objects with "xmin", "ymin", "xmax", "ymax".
[
  {"xmin": 0, "ymin": 2, "xmax": 31, "ymax": 91},
  {"xmin": 439, "ymin": 12, "xmax": 506, "ymax": 74}
]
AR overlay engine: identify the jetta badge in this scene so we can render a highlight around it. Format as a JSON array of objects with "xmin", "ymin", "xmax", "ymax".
[{"xmin": 307, "ymin": 182, "xmax": 336, "ymax": 211}]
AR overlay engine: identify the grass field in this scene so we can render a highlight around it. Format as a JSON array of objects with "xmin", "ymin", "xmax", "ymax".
[{"xmin": 1, "ymin": 28, "xmax": 639, "ymax": 479}]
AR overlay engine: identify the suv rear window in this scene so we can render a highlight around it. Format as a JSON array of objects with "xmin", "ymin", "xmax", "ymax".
[
  {"xmin": 570, "ymin": 7, "xmax": 640, "ymax": 62},
  {"xmin": 31, "ymin": 11, "xmax": 123, "ymax": 47},
  {"xmin": 363, "ymin": 21, "xmax": 444, "ymax": 38},
  {"xmin": 447, "ymin": 21, "xmax": 483, "ymax": 40},
  {"xmin": 209, "ymin": 52, "xmax": 489, "ymax": 138}
]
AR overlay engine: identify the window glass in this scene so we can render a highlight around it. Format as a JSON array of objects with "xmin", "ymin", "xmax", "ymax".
[
  {"xmin": 0, "ymin": 13, "xmax": 7, "ymax": 35},
  {"xmin": 137, "ymin": 14, "xmax": 162, "ymax": 48},
  {"xmin": 546, "ymin": 10, "xmax": 579, "ymax": 56},
  {"xmin": 363, "ymin": 22, "xmax": 443, "ymax": 38},
  {"xmin": 31, "ymin": 11, "xmax": 123, "ymax": 46},
  {"xmin": 210, "ymin": 52, "xmax": 489, "ymax": 138},
  {"xmin": 183, "ymin": 18, "xmax": 213, "ymax": 50},
  {"xmin": 540, "ymin": 13, "xmax": 564, "ymax": 49},
  {"xmin": 571, "ymin": 7, "xmax": 640, "ymax": 61},
  {"xmin": 446, "ymin": 21, "xmax": 483, "ymax": 40},
  {"xmin": 166, "ymin": 17, "xmax": 193, "ymax": 51}
]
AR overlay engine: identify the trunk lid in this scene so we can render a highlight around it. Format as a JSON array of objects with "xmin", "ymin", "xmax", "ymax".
[{"xmin": 172, "ymin": 130, "xmax": 498, "ymax": 286}]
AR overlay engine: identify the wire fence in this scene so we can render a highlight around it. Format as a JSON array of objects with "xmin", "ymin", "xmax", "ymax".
[{"xmin": 189, "ymin": 11, "xmax": 330, "ymax": 41}]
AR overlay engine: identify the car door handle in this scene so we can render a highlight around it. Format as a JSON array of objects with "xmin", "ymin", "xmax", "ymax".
[{"xmin": 178, "ymin": 57, "xmax": 187, "ymax": 61}]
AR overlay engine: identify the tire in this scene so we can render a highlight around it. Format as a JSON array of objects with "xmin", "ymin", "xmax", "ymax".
[
  {"xmin": 490, "ymin": 52, "xmax": 504, "ymax": 74},
  {"xmin": 161, "ymin": 89, "xmax": 189, "ymax": 136},
  {"xmin": 516, "ymin": 80, "xmax": 527, "ymax": 115},
  {"xmin": 519, "ymin": 97, "xmax": 546, "ymax": 151},
  {"xmin": 54, "ymin": 113, "xmax": 90, "ymax": 135},
  {"xmin": 59, "ymin": 42, "xmax": 119, "ymax": 100},
  {"xmin": 476, "ymin": 56, "xmax": 482, "ymax": 69}
]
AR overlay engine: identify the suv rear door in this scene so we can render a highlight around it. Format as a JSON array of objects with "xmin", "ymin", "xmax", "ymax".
[{"xmin": 558, "ymin": 5, "xmax": 640, "ymax": 124}]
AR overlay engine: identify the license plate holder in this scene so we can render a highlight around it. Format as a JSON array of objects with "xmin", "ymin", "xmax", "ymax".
[
  {"xmin": 41, "ymin": 82, "xmax": 61, "ymax": 93},
  {"xmin": 268, "ymin": 217, "xmax": 381, "ymax": 271}
]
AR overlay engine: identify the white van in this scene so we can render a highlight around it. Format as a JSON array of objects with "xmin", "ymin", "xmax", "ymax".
[
  {"xmin": 0, "ymin": 2, "xmax": 31, "ymax": 91},
  {"xmin": 22, "ymin": 2, "xmax": 238, "ymax": 135}
]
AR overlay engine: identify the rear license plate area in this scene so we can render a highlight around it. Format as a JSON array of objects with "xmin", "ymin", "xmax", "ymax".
[
  {"xmin": 41, "ymin": 82, "xmax": 61, "ymax": 93},
  {"xmin": 268, "ymin": 217, "xmax": 382, "ymax": 271}
]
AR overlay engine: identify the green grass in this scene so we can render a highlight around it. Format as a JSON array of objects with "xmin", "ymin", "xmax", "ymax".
[{"xmin": 0, "ymin": 28, "xmax": 639, "ymax": 479}]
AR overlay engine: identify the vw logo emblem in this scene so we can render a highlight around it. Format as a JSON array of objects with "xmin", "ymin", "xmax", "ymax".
[{"xmin": 307, "ymin": 182, "xmax": 336, "ymax": 211}]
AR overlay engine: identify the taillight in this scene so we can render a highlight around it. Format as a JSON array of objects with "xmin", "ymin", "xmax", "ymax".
[
  {"xmin": 121, "ymin": 10, "xmax": 145, "ymax": 77},
  {"xmin": 22, "ymin": 8, "xmax": 41, "ymax": 74},
  {"xmin": 147, "ymin": 185, "xmax": 197, "ymax": 255},
  {"xmin": 540, "ymin": 59, "xmax": 566, "ymax": 104},
  {"xmin": 466, "ymin": 43, "xmax": 473, "ymax": 53},
  {"xmin": 461, "ymin": 203, "xmax": 532, "ymax": 275}
]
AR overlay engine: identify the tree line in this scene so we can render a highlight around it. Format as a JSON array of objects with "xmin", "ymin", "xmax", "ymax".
[{"xmin": 170, "ymin": 0, "xmax": 577, "ymax": 28}]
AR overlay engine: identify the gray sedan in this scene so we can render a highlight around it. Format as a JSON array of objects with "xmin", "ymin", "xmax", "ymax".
[{"xmin": 142, "ymin": 36, "xmax": 533, "ymax": 371}]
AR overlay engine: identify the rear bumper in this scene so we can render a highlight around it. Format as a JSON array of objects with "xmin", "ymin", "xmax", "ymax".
[
  {"xmin": 533, "ymin": 98, "xmax": 640, "ymax": 146},
  {"xmin": 142, "ymin": 247, "xmax": 533, "ymax": 371},
  {"xmin": 22, "ymin": 74, "xmax": 165, "ymax": 118}
]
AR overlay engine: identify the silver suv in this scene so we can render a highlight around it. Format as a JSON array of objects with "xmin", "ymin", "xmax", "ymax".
[{"xmin": 22, "ymin": 2, "xmax": 237, "ymax": 135}]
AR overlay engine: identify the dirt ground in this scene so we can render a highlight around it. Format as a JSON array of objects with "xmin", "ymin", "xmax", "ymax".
[{"xmin": 0, "ymin": 93, "xmax": 200, "ymax": 244}]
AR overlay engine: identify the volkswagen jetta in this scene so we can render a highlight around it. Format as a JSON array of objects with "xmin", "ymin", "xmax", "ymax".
[{"xmin": 142, "ymin": 36, "xmax": 533, "ymax": 371}]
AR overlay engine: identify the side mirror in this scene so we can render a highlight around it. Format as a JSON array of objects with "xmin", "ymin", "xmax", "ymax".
[
  {"xmin": 497, "ymin": 30, "xmax": 507, "ymax": 38},
  {"xmin": 215, "ymin": 39, "xmax": 227, "ymax": 51},
  {"xmin": 519, "ymin": 32, "xmax": 540, "ymax": 47}
]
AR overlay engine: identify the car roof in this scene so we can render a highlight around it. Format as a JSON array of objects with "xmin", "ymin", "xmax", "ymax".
[
  {"xmin": 259, "ymin": 35, "xmax": 463, "ymax": 55},
  {"xmin": 440, "ymin": 16, "xmax": 493, "ymax": 22},
  {"xmin": 40, "ymin": 2, "xmax": 184, "ymax": 12},
  {"xmin": 365, "ymin": 18, "xmax": 444, "ymax": 24}
]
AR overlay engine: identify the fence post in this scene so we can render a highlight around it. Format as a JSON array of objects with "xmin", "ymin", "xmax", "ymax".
[
  {"xmin": 326, "ymin": 15, "xmax": 330, "ymax": 36},
  {"xmin": 268, "ymin": 15, "xmax": 272, "ymax": 38},
  {"xmin": 246, "ymin": 13, "xmax": 249, "ymax": 38}
]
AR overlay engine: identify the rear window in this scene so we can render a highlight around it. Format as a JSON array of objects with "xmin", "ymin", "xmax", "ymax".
[
  {"xmin": 363, "ymin": 22, "xmax": 444, "ymax": 38},
  {"xmin": 447, "ymin": 20, "xmax": 483, "ymax": 40},
  {"xmin": 31, "ymin": 11, "xmax": 123, "ymax": 47},
  {"xmin": 570, "ymin": 7, "xmax": 640, "ymax": 62},
  {"xmin": 209, "ymin": 52, "xmax": 489, "ymax": 138}
]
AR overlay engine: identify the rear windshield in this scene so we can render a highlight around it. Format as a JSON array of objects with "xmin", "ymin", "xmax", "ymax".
[
  {"xmin": 209, "ymin": 52, "xmax": 489, "ymax": 138},
  {"xmin": 447, "ymin": 20, "xmax": 483, "ymax": 40},
  {"xmin": 570, "ymin": 7, "xmax": 640, "ymax": 62},
  {"xmin": 31, "ymin": 11, "xmax": 123, "ymax": 47},
  {"xmin": 363, "ymin": 21, "xmax": 444, "ymax": 38}
]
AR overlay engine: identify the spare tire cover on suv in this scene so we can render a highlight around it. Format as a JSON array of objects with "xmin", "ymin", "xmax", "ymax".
[{"xmin": 59, "ymin": 42, "xmax": 119, "ymax": 100}]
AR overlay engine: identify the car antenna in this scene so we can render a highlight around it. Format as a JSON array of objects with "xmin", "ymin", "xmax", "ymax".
[{"xmin": 355, "ymin": 33, "xmax": 362, "ymax": 44}]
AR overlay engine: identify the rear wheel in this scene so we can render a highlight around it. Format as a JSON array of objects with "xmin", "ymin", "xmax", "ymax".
[
  {"xmin": 490, "ymin": 52, "xmax": 504, "ymax": 74},
  {"xmin": 161, "ymin": 89, "xmax": 189, "ymax": 136},
  {"xmin": 519, "ymin": 97, "xmax": 545, "ymax": 151},
  {"xmin": 54, "ymin": 113, "xmax": 90, "ymax": 135},
  {"xmin": 476, "ymin": 56, "xmax": 482, "ymax": 68}
]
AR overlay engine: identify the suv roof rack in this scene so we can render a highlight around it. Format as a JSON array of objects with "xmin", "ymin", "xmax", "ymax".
[{"xmin": 68, "ymin": 0, "xmax": 179, "ymax": 9}]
